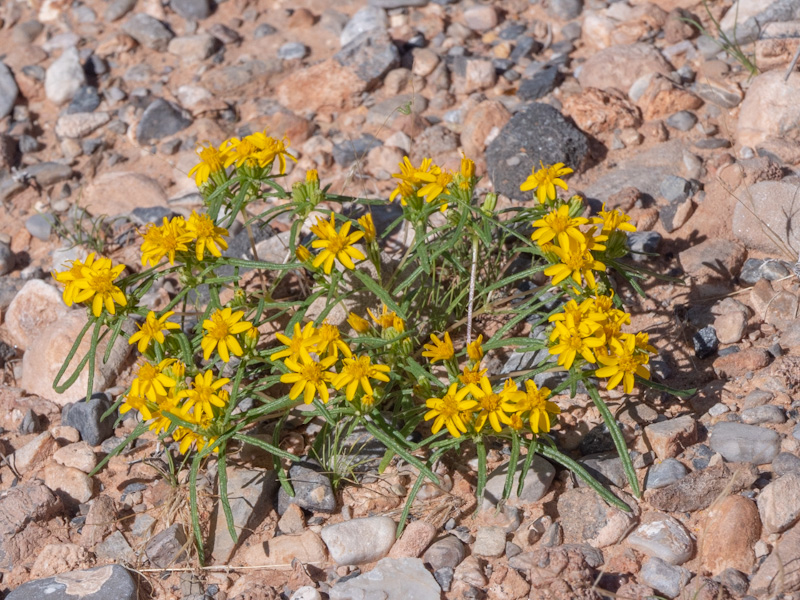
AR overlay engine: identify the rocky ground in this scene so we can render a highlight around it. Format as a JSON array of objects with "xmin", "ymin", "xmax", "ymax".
[{"xmin": 1, "ymin": 0, "xmax": 800, "ymax": 598}]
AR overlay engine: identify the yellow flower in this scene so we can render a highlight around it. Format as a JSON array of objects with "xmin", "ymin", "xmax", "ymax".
[
  {"xmin": 460, "ymin": 154, "xmax": 475, "ymax": 179},
  {"xmin": 72, "ymin": 255, "xmax": 127, "ymax": 317},
  {"xmin": 315, "ymin": 321, "xmax": 352, "ymax": 359},
  {"xmin": 178, "ymin": 370, "xmax": 230, "ymax": 421},
  {"xmin": 596, "ymin": 334, "xmax": 651, "ymax": 394},
  {"xmin": 424, "ymin": 383, "xmax": 477, "ymax": 437},
  {"xmin": 186, "ymin": 211, "xmax": 229, "ymax": 261},
  {"xmin": 221, "ymin": 136, "xmax": 261, "ymax": 168},
  {"xmin": 548, "ymin": 298, "xmax": 591, "ymax": 332},
  {"xmin": 466, "ymin": 335, "xmax": 484, "ymax": 362},
  {"xmin": 188, "ymin": 141, "xmax": 226, "ymax": 186},
  {"xmin": 247, "ymin": 131, "xmax": 295, "ymax": 173},
  {"xmin": 129, "ymin": 310, "xmax": 180, "ymax": 353},
  {"xmin": 120, "ymin": 379, "xmax": 155, "ymax": 421},
  {"xmin": 140, "ymin": 217, "xmax": 193, "ymax": 267},
  {"xmin": 174, "ymin": 422, "xmax": 216, "ymax": 455},
  {"xmin": 549, "ymin": 320, "xmax": 606, "ymax": 370},
  {"xmin": 310, "ymin": 214, "xmax": 365, "ymax": 274},
  {"xmin": 544, "ymin": 237, "xmax": 606, "ymax": 289},
  {"xmin": 52, "ymin": 253, "xmax": 95, "ymax": 306},
  {"xmin": 281, "ymin": 353, "xmax": 337, "ymax": 404},
  {"xmin": 201, "ymin": 307, "xmax": 253, "ymax": 362},
  {"xmin": 635, "ymin": 332, "xmax": 657, "ymax": 355},
  {"xmin": 332, "ymin": 355, "xmax": 391, "ymax": 401},
  {"xmin": 592, "ymin": 204, "xmax": 637, "ymax": 234},
  {"xmin": 306, "ymin": 169, "xmax": 318, "ymax": 182},
  {"xmin": 360, "ymin": 394, "xmax": 376, "ymax": 410},
  {"xmin": 512, "ymin": 380, "xmax": 561, "ymax": 434},
  {"xmin": 133, "ymin": 359, "xmax": 178, "ymax": 402},
  {"xmin": 271, "ymin": 322, "xmax": 319, "ymax": 362},
  {"xmin": 348, "ymin": 312, "xmax": 372, "ymax": 334},
  {"xmin": 390, "ymin": 156, "xmax": 434, "ymax": 203},
  {"xmin": 531, "ymin": 204, "xmax": 588, "ymax": 248},
  {"xmin": 417, "ymin": 166, "xmax": 453, "ymax": 209},
  {"xmin": 458, "ymin": 364, "xmax": 487, "ymax": 395},
  {"xmin": 471, "ymin": 376, "xmax": 516, "ymax": 433},
  {"xmin": 296, "ymin": 245, "xmax": 311, "ymax": 262},
  {"xmin": 368, "ymin": 304, "xmax": 403, "ymax": 331},
  {"xmin": 509, "ymin": 413, "xmax": 525, "ymax": 432},
  {"xmin": 520, "ymin": 162, "xmax": 574, "ymax": 204},
  {"xmin": 422, "ymin": 332, "xmax": 454, "ymax": 363},
  {"xmin": 358, "ymin": 213, "xmax": 377, "ymax": 243},
  {"xmin": 148, "ymin": 389, "xmax": 187, "ymax": 436}
]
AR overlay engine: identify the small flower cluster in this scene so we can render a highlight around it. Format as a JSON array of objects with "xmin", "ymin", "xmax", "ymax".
[
  {"xmin": 188, "ymin": 131, "xmax": 295, "ymax": 187},
  {"xmin": 52, "ymin": 252, "xmax": 127, "ymax": 317},
  {"xmin": 273, "ymin": 320, "xmax": 390, "ymax": 410},
  {"xmin": 141, "ymin": 211, "xmax": 229, "ymax": 267},
  {"xmin": 390, "ymin": 155, "xmax": 477, "ymax": 212},
  {"xmin": 423, "ymin": 334, "xmax": 561, "ymax": 438}
]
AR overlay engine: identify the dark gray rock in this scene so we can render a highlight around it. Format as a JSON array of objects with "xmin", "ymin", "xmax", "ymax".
[
  {"xmin": 517, "ymin": 65, "xmax": 559, "ymax": 101},
  {"xmin": 659, "ymin": 197, "xmax": 694, "ymax": 233},
  {"xmin": 486, "ymin": 102, "xmax": 589, "ymax": 201},
  {"xmin": 61, "ymin": 393, "xmax": 115, "ymax": 446},
  {"xmin": 645, "ymin": 458, "xmax": 688, "ymax": 490},
  {"xmin": 333, "ymin": 134, "xmax": 382, "ymax": 167},
  {"xmin": 146, "ymin": 523, "xmax": 188, "ymax": 567},
  {"xmin": 122, "ymin": 14, "xmax": 174, "ymax": 52},
  {"xmin": 25, "ymin": 214, "xmax": 52, "ymax": 241},
  {"xmin": 577, "ymin": 452, "xmax": 626, "ymax": 488},
  {"xmin": 510, "ymin": 37, "xmax": 541, "ymax": 63},
  {"xmin": 423, "ymin": 535, "xmax": 465, "ymax": 570},
  {"xmin": 368, "ymin": 0, "xmax": 428, "ymax": 7},
  {"xmin": 628, "ymin": 231, "xmax": 662, "ymax": 260},
  {"xmin": 0, "ymin": 62, "xmax": 19, "ymax": 120},
  {"xmin": 278, "ymin": 42, "xmax": 308, "ymax": 60},
  {"xmin": 277, "ymin": 460, "xmax": 336, "ymax": 514},
  {"xmin": 171, "ymin": 0, "xmax": 214, "ymax": 20},
  {"xmin": 334, "ymin": 31, "xmax": 399, "ymax": 88},
  {"xmin": 6, "ymin": 565, "xmax": 136, "ymax": 600},
  {"xmin": 640, "ymin": 556, "xmax": 691, "ymax": 598},
  {"xmin": 136, "ymin": 99, "xmax": 192, "ymax": 144},
  {"xmin": 547, "ymin": 0, "xmax": 583, "ymax": 20},
  {"xmin": 340, "ymin": 6, "xmax": 387, "ymax": 47},
  {"xmin": 710, "ymin": 422, "xmax": 781, "ymax": 464},
  {"xmin": 25, "ymin": 162, "xmax": 73, "ymax": 187},
  {"xmin": 693, "ymin": 326, "xmax": 718, "ymax": 359},
  {"xmin": 254, "ymin": 23, "xmax": 277, "ymax": 38},
  {"xmin": 773, "ymin": 452, "xmax": 800, "ymax": 476},
  {"xmin": 0, "ymin": 243, "xmax": 15, "ymax": 276},
  {"xmin": 659, "ymin": 175, "xmax": 696, "ymax": 203},
  {"xmin": 665, "ymin": 111, "xmax": 697, "ymax": 131},
  {"xmin": 433, "ymin": 567, "xmax": 454, "ymax": 591},
  {"xmin": 130, "ymin": 206, "xmax": 175, "ymax": 226},
  {"xmin": 66, "ymin": 86, "xmax": 101, "ymax": 114},
  {"xmin": 715, "ymin": 568, "xmax": 749, "ymax": 597},
  {"xmin": 105, "ymin": 0, "xmax": 137, "ymax": 22}
]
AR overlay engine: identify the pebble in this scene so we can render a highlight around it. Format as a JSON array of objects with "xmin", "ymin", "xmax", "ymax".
[
  {"xmin": 5, "ymin": 565, "xmax": 136, "ymax": 600},
  {"xmin": 53, "ymin": 442, "xmax": 97, "ymax": 474},
  {"xmin": 693, "ymin": 326, "xmax": 719, "ymax": 359},
  {"xmin": 104, "ymin": 0, "xmax": 136, "ymax": 21},
  {"xmin": 277, "ymin": 461, "xmax": 336, "ymax": 514},
  {"xmin": 665, "ymin": 111, "xmax": 697, "ymax": 131},
  {"xmin": 167, "ymin": 34, "xmax": 220, "ymax": 63},
  {"xmin": 340, "ymin": 6, "xmax": 387, "ymax": 47},
  {"xmin": 66, "ymin": 85, "xmax": 101, "ymax": 114},
  {"xmin": 700, "ymin": 494, "xmax": 760, "ymax": 575},
  {"xmin": 254, "ymin": 23, "xmax": 278, "ymax": 38},
  {"xmin": 773, "ymin": 452, "xmax": 800, "ymax": 476},
  {"xmin": 44, "ymin": 47, "xmax": 86, "ymax": 106},
  {"xmin": 757, "ymin": 472, "xmax": 800, "ymax": 533},
  {"xmin": 55, "ymin": 112, "xmax": 110, "ymax": 139},
  {"xmin": 321, "ymin": 516, "xmax": 396, "ymax": 565},
  {"xmin": 278, "ymin": 42, "xmax": 308, "ymax": 60},
  {"xmin": 122, "ymin": 14, "xmax": 175, "ymax": 52},
  {"xmin": 557, "ymin": 486, "xmax": 637, "ymax": 548},
  {"xmin": 332, "ymin": 134, "xmax": 382, "ymax": 167},
  {"xmin": 463, "ymin": 5, "xmax": 498, "ymax": 32},
  {"xmin": 660, "ymin": 175, "xmax": 695, "ymax": 203},
  {"xmin": 95, "ymin": 530, "xmax": 136, "ymax": 563},
  {"xmin": 645, "ymin": 458, "xmax": 688, "ymax": 490},
  {"xmin": 329, "ymin": 557, "xmax": 440, "ymax": 600},
  {"xmin": 146, "ymin": 523, "xmax": 188, "ymax": 567},
  {"xmin": 25, "ymin": 214, "xmax": 52, "ymax": 240},
  {"xmin": 547, "ymin": 0, "xmax": 583, "ymax": 20},
  {"xmin": 643, "ymin": 415, "xmax": 698, "ymax": 460},
  {"xmin": 136, "ymin": 99, "xmax": 193, "ymax": 144},
  {"xmin": 434, "ymin": 567, "xmax": 454, "ymax": 591},
  {"xmin": 482, "ymin": 455, "xmax": 555, "ymax": 508},
  {"xmin": 627, "ymin": 514, "xmax": 694, "ymax": 565},
  {"xmin": 709, "ymin": 422, "xmax": 781, "ymax": 464},
  {"xmin": 291, "ymin": 588, "xmax": 322, "ymax": 600},
  {"xmin": 741, "ymin": 404, "xmax": 786, "ymax": 425},
  {"xmin": 472, "ymin": 527, "xmax": 506, "ymax": 558},
  {"xmin": 61, "ymin": 393, "xmax": 116, "ymax": 446},
  {"xmin": 171, "ymin": 0, "xmax": 214, "ymax": 20},
  {"xmin": 422, "ymin": 535, "xmax": 465, "ymax": 570},
  {"xmin": 578, "ymin": 452, "xmax": 626, "ymax": 488},
  {"xmin": 0, "ymin": 62, "xmax": 19, "ymax": 120},
  {"xmin": 640, "ymin": 557, "xmax": 691, "ymax": 599},
  {"xmin": 43, "ymin": 463, "xmax": 94, "ymax": 504},
  {"xmin": 335, "ymin": 31, "xmax": 400, "ymax": 87},
  {"xmin": 517, "ymin": 66, "xmax": 560, "ymax": 101}
]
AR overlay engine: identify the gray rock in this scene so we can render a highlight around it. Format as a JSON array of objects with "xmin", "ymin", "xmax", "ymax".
[
  {"xmin": 146, "ymin": 523, "xmax": 188, "ymax": 567},
  {"xmin": 368, "ymin": 0, "xmax": 428, "ymax": 7},
  {"xmin": 0, "ymin": 62, "xmax": 19, "ymax": 120},
  {"xmin": 557, "ymin": 486, "xmax": 638, "ymax": 548},
  {"xmin": 277, "ymin": 461, "xmax": 336, "ymax": 514},
  {"xmin": 171, "ymin": 0, "xmax": 214, "ymax": 20},
  {"xmin": 741, "ymin": 404, "xmax": 786, "ymax": 425},
  {"xmin": 578, "ymin": 453, "xmax": 626, "ymax": 488},
  {"xmin": 45, "ymin": 47, "xmax": 86, "ymax": 106},
  {"xmin": 548, "ymin": 0, "xmax": 583, "ymax": 19},
  {"xmin": 0, "ymin": 481, "xmax": 60, "ymax": 569},
  {"xmin": 733, "ymin": 180, "xmax": 800, "ymax": 254},
  {"xmin": 423, "ymin": 535, "xmax": 465, "ymax": 570},
  {"xmin": 278, "ymin": 42, "xmax": 308, "ymax": 60},
  {"xmin": 640, "ymin": 556, "xmax": 691, "ymax": 598},
  {"xmin": 95, "ymin": 530, "xmax": 136, "ymax": 563},
  {"xmin": 254, "ymin": 23, "xmax": 277, "ymax": 38},
  {"xmin": 66, "ymin": 86, "xmax": 101, "ymax": 115},
  {"xmin": 0, "ymin": 243, "xmax": 15, "ymax": 276},
  {"xmin": 55, "ymin": 112, "xmax": 110, "ymax": 139},
  {"xmin": 332, "ymin": 134, "xmax": 382, "ymax": 167},
  {"xmin": 645, "ymin": 458, "xmax": 688, "ymax": 490},
  {"xmin": 517, "ymin": 66, "xmax": 560, "ymax": 101},
  {"xmin": 482, "ymin": 455, "xmax": 555, "ymax": 509},
  {"xmin": 472, "ymin": 526, "xmax": 506, "ymax": 557},
  {"xmin": 693, "ymin": 326, "xmax": 719, "ymax": 359},
  {"xmin": 136, "ymin": 99, "xmax": 192, "ymax": 144},
  {"xmin": 25, "ymin": 162, "xmax": 73, "ymax": 187},
  {"xmin": 628, "ymin": 231, "xmax": 662, "ymax": 261},
  {"xmin": 659, "ymin": 175, "xmax": 695, "ymax": 203},
  {"xmin": 321, "ymin": 516, "xmax": 396, "ymax": 565},
  {"xmin": 340, "ymin": 6, "xmax": 387, "ymax": 47},
  {"xmin": 6, "ymin": 565, "xmax": 136, "ymax": 600},
  {"xmin": 486, "ymin": 102, "xmax": 589, "ymax": 201},
  {"xmin": 61, "ymin": 393, "xmax": 115, "ymax": 447},
  {"xmin": 167, "ymin": 34, "xmax": 220, "ymax": 63},
  {"xmin": 710, "ymin": 422, "xmax": 781, "ymax": 464},
  {"xmin": 25, "ymin": 214, "xmax": 52, "ymax": 241},
  {"xmin": 433, "ymin": 567, "xmax": 454, "ymax": 591},
  {"xmin": 105, "ymin": 0, "xmax": 137, "ymax": 21},
  {"xmin": 665, "ymin": 111, "xmax": 697, "ymax": 131},
  {"xmin": 122, "ymin": 14, "xmax": 174, "ymax": 52},
  {"xmin": 329, "ymin": 557, "xmax": 440, "ymax": 600},
  {"xmin": 335, "ymin": 31, "xmax": 399, "ymax": 87},
  {"xmin": 627, "ymin": 514, "xmax": 694, "ymax": 565},
  {"xmin": 773, "ymin": 452, "xmax": 800, "ymax": 476},
  {"xmin": 130, "ymin": 206, "xmax": 174, "ymax": 226},
  {"xmin": 757, "ymin": 472, "xmax": 800, "ymax": 533},
  {"xmin": 211, "ymin": 467, "xmax": 276, "ymax": 562}
]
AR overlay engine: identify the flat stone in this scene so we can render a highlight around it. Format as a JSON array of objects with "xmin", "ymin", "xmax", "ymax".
[
  {"xmin": 61, "ymin": 393, "xmax": 115, "ymax": 446},
  {"xmin": 557, "ymin": 486, "xmax": 638, "ymax": 548},
  {"xmin": 146, "ymin": 523, "xmax": 188, "ymax": 567},
  {"xmin": 644, "ymin": 415, "xmax": 698, "ymax": 460},
  {"xmin": 749, "ymin": 521, "xmax": 800, "ymax": 596},
  {"xmin": 243, "ymin": 529, "xmax": 327, "ymax": 567},
  {"xmin": 640, "ymin": 557, "xmax": 691, "ymax": 599},
  {"xmin": 710, "ymin": 422, "xmax": 781, "ymax": 464},
  {"xmin": 645, "ymin": 458, "xmax": 688, "ymax": 490},
  {"xmin": 278, "ymin": 461, "xmax": 336, "ymax": 514},
  {"xmin": 5, "ymin": 565, "xmax": 136, "ymax": 600},
  {"xmin": 5, "ymin": 279, "xmax": 68, "ymax": 350},
  {"xmin": 95, "ymin": 530, "xmax": 136, "ymax": 563},
  {"xmin": 646, "ymin": 462, "xmax": 758, "ymax": 512},
  {"xmin": 733, "ymin": 180, "xmax": 800, "ymax": 254},
  {"xmin": 321, "ymin": 516, "xmax": 396, "ymax": 565},
  {"xmin": 136, "ymin": 99, "xmax": 192, "ymax": 144},
  {"xmin": 741, "ymin": 404, "xmax": 786, "ymax": 424},
  {"xmin": 122, "ymin": 14, "xmax": 174, "ymax": 52},
  {"xmin": 577, "ymin": 453, "xmax": 626, "ymax": 488},
  {"xmin": 422, "ymin": 535, "xmax": 465, "ymax": 570},
  {"xmin": 334, "ymin": 31, "xmax": 399, "ymax": 88},
  {"xmin": 482, "ymin": 455, "xmax": 555, "ymax": 509},
  {"xmin": 473, "ymin": 526, "xmax": 506, "ymax": 558},
  {"xmin": 758, "ymin": 472, "xmax": 800, "ymax": 533},
  {"xmin": 627, "ymin": 513, "xmax": 694, "ymax": 565},
  {"xmin": 700, "ymin": 494, "xmax": 760, "ymax": 576},
  {"xmin": 329, "ymin": 557, "xmax": 440, "ymax": 600}
]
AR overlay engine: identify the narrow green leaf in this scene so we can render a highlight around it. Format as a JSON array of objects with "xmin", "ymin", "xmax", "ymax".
[{"xmin": 217, "ymin": 445, "xmax": 238, "ymax": 544}]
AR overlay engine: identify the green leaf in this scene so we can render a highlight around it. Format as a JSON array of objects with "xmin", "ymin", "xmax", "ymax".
[
  {"xmin": 503, "ymin": 433, "xmax": 521, "ymax": 501},
  {"xmin": 217, "ymin": 445, "xmax": 238, "ymax": 544},
  {"xmin": 89, "ymin": 421, "xmax": 147, "ymax": 477},
  {"xmin": 189, "ymin": 454, "xmax": 205, "ymax": 565},
  {"xmin": 234, "ymin": 434, "xmax": 301, "ymax": 462},
  {"xmin": 351, "ymin": 269, "xmax": 406, "ymax": 319}
]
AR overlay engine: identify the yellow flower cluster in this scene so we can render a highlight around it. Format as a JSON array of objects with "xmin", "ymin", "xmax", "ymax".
[
  {"xmin": 188, "ymin": 132, "xmax": 295, "ymax": 186},
  {"xmin": 424, "ymin": 336, "xmax": 561, "ymax": 438},
  {"xmin": 121, "ymin": 359, "xmax": 227, "ymax": 454},
  {"xmin": 390, "ymin": 155, "xmax": 477, "ymax": 211},
  {"xmin": 201, "ymin": 307, "xmax": 254, "ymax": 362},
  {"xmin": 547, "ymin": 292, "xmax": 656, "ymax": 393},
  {"xmin": 140, "ymin": 211, "xmax": 229, "ymax": 267},
  {"xmin": 309, "ymin": 214, "xmax": 365, "ymax": 274},
  {"xmin": 272, "ymin": 321, "xmax": 390, "ymax": 408},
  {"xmin": 52, "ymin": 252, "xmax": 127, "ymax": 317}
]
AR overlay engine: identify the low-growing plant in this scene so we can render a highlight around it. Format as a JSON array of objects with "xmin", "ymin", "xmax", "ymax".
[{"xmin": 52, "ymin": 132, "xmax": 672, "ymax": 563}]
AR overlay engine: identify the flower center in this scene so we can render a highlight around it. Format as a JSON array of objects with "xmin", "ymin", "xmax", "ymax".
[
  {"xmin": 461, "ymin": 369, "xmax": 481, "ymax": 384},
  {"xmin": 439, "ymin": 394, "xmax": 460, "ymax": 418},
  {"xmin": 346, "ymin": 357, "xmax": 371, "ymax": 380},
  {"xmin": 209, "ymin": 315, "xmax": 230, "ymax": 340},
  {"xmin": 326, "ymin": 233, "xmax": 349, "ymax": 255},
  {"xmin": 193, "ymin": 215, "xmax": 215, "ymax": 238},
  {"xmin": 88, "ymin": 270, "xmax": 115, "ymax": 294},
  {"xmin": 619, "ymin": 354, "xmax": 638, "ymax": 373},
  {"xmin": 546, "ymin": 213, "xmax": 569, "ymax": 233},
  {"xmin": 139, "ymin": 363, "xmax": 158, "ymax": 382},
  {"xmin": 199, "ymin": 146, "xmax": 223, "ymax": 171},
  {"xmin": 480, "ymin": 393, "xmax": 500, "ymax": 412},
  {"xmin": 300, "ymin": 362, "xmax": 325, "ymax": 384}
]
